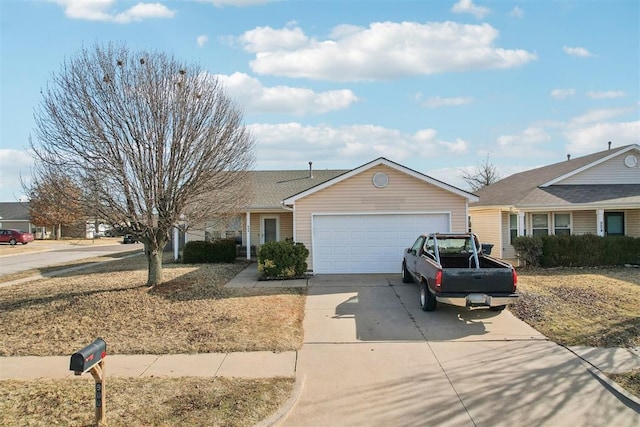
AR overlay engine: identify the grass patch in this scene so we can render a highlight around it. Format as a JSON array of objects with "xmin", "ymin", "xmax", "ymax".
[
  {"xmin": 0, "ymin": 376, "xmax": 294, "ymax": 426},
  {"xmin": 0, "ymin": 256, "xmax": 306, "ymax": 356},
  {"xmin": 606, "ymin": 369, "xmax": 640, "ymax": 398},
  {"xmin": 511, "ymin": 267, "xmax": 640, "ymax": 348}
]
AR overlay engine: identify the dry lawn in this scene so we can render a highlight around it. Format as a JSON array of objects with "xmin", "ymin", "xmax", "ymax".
[
  {"xmin": 0, "ymin": 256, "xmax": 306, "ymax": 356},
  {"xmin": 511, "ymin": 267, "xmax": 640, "ymax": 348},
  {"xmin": 0, "ymin": 376, "xmax": 294, "ymax": 426}
]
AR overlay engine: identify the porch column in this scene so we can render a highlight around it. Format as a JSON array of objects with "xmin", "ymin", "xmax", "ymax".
[
  {"xmin": 518, "ymin": 211, "xmax": 525, "ymax": 237},
  {"xmin": 173, "ymin": 226, "xmax": 179, "ymax": 261},
  {"xmin": 597, "ymin": 209, "xmax": 605, "ymax": 236},
  {"xmin": 245, "ymin": 211, "xmax": 251, "ymax": 260}
]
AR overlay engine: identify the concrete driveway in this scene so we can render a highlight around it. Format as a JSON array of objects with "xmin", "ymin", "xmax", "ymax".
[{"xmin": 276, "ymin": 274, "xmax": 640, "ymax": 426}]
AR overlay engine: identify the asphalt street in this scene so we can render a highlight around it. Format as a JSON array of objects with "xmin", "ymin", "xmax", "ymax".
[{"xmin": 0, "ymin": 242, "xmax": 143, "ymax": 277}]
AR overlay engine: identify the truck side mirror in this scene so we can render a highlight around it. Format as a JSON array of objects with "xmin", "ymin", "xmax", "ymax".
[{"xmin": 70, "ymin": 338, "xmax": 107, "ymax": 374}]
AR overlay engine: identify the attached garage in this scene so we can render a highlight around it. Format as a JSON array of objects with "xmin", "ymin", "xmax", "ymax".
[
  {"xmin": 313, "ymin": 213, "xmax": 450, "ymax": 273},
  {"xmin": 281, "ymin": 157, "xmax": 478, "ymax": 275}
]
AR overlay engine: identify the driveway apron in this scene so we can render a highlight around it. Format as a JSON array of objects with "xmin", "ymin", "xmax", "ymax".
[{"xmin": 276, "ymin": 274, "xmax": 640, "ymax": 427}]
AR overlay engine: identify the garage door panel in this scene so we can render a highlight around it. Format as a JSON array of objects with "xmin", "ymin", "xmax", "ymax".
[{"xmin": 313, "ymin": 213, "xmax": 450, "ymax": 274}]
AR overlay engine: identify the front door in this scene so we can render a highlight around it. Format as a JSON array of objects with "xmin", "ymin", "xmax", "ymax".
[
  {"xmin": 604, "ymin": 212, "xmax": 624, "ymax": 236},
  {"xmin": 261, "ymin": 216, "xmax": 279, "ymax": 243}
]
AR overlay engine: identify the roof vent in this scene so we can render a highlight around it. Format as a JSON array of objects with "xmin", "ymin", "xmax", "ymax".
[
  {"xmin": 308, "ymin": 161, "xmax": 313, "ymax": 179},
  {"xmin": 567, "ymin": 154, "xmax": 571, "ymax": 161},
  {"xmin": 608, "ymin": 141, "xmax": 612, "ymax": 150}
]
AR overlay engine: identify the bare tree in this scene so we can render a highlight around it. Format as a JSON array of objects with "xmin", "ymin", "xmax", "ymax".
[
  {"xmin": 30, "ymin": 43, "xmax": 255, "ymax": 286},
  {"xmin": 461, "ymin": 155, "xmax": 501, "ymax": 192},
  {"xmin": 27, "ymin": 172, "xmax": 84, "ymax": 240}
]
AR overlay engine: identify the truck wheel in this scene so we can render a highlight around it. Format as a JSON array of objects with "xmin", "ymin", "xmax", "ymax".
[
  {"xmin": 420, "ymin": 282, "xmax": 437, "ymax": 312},
  {"xmin": 9, "ymin": 238, "xmax": 16, "ymax": 245},
  {"xmin": 489, "ymin": 305, "xmax": 506, "ymax": 312},
  {"xmin": 401, "ymin": 262, "xmax": 413, "ymax": 283}
]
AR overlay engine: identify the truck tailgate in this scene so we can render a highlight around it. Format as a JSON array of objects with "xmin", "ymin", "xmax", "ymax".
[{"xmin": 440, "ymin": 268, "xmax": 515, "ymax": 294}]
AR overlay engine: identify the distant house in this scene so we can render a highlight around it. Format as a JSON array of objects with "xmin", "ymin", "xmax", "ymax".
[
  {"xmin": 188, "ymin": 157, "xmax": 477, "ymax": 273},
  {"xmin": 469, "ymin": 144, "xmax": 640, "ymax": 261},
  {"xmin": 0, "ymin": 202, "xmax": 36, "ymax": 233}
]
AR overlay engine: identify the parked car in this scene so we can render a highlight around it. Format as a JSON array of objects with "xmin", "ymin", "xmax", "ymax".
[
  {"xmin": 0, "ymin": 229, "xmax": 35, "ymax": 245},
  {"xmin": 402, "ymin": 232, "xmax": 518, "ymax": 312},
  {"xmin": 122, "ymin": 234, "xmax": 138, "ymax": 244}
]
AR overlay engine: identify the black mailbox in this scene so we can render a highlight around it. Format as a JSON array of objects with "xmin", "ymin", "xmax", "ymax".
[{"xmin": 70, "ymin": 338, "xmax": 107, "ymax": 374}]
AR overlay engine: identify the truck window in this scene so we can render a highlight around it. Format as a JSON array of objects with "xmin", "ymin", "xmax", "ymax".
[{"xmin": 424, "ymin": 237, "xmax": 436, "ymax": 259}]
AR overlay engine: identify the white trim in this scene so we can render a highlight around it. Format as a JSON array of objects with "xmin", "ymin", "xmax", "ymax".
[
  {"xmin": 541, "ymin": 144, "xmax": 640, "ymax": 187},
  {"xmin": 552, "ymin": 212, "xmax": 573, "ymax": 235},
  {"xmin": 245, "ymin": 212, "xmax": 251, "ymax": 260},
  {"xmin": 260, "ymin": 215, "xmax": 280, "ymax": 244},
  {"xmin": 283, "ymin": 157, "xmax": 478, "ymax": 205}
]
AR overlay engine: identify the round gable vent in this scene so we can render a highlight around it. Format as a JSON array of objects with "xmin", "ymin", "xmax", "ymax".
[
  {"xmin": 624, "ymin": 154, "xmax": 638, "ymax": 168},
  {"xmin": 373, "ymin": 172, "xmax": 389, "ymax": 188}
]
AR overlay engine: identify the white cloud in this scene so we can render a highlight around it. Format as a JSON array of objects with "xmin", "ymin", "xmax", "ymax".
[
  {"xmin": 238, "ymin": 22, "xmax": 536, "ymax": 81},
  {"xmin": 247, "ymin": 123, "xmax": 468, "ymax": 168},
  {"xmin": 568, "ymin": 107, "xmax": 634, "ymax": 125},
  {"xmin": 451, "ymin": 0, "xmax": 490, "ymax": 19},
  {"xmin": 563, "ymin": 46, "xmax": 594, "ymax": 57},
  {"xmin": 586, "ymin": 91, "xmax": 626, "ymax": 99},
  {"xmin": 551, "ymin": 88, "xmax": 575, "ymax": 100},
  {"xmin": 509, "ymin": 6, "xmax": 524, "ymax": 18},
  {"xmin": 420, "ymin": 96, "xmax": 474, "ymax": 108},
  {"xmin": 0, "ymin": 149, "xmax": 34, "ymax": 202},
  {"xmin": 215, "ymin": 72, "xmax": 358, "ymax": 115},
  {"xmin": 239, "ymin": 26, "xmax": 309, "ymax": 53},
  {"xmin": 564, "ymin": 121, "xmax": 640, "ymax": 155},
  {"xmin": 50, "ymin": 0, "xmax": 175, "ymax": 23},
  {"xmin": 197, "ymin": 35, "xmax": 209, "ymax": 47},
  {"xmin": 497, "ymin": 127, "xmax": 551, "ymax": 148}
]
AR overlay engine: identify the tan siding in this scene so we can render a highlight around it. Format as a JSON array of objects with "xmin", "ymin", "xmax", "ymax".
[
  {"xmin": 294, "ymin": 165, "xmax": 469, "ymax": 269},
  {"xmin": 470, "ymin": 209, "xmax": 503, "ymax": 258},
  {"xmin": 573, "ymin": 211, "xmax": 597, "ymax": 235},
  {"xmin": 624, "ymin": 209, "xmax": 640, "ymax": 237},
  {"xmin": 247, "ymin": 212, "xmax": 294, "ymax": 252},
  {"xmin": 559, "ymin": 150, "xmax": 640, "ymax": 184}
]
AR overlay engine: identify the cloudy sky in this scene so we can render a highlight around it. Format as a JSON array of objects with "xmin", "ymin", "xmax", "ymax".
[{"xmin": 1, "ymin": 0, "xmax": 638, "ymax": 201}]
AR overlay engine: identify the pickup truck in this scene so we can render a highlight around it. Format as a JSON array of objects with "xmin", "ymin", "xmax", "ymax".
[{"xmin": 401, "ymin": 233, "xmax": 518, "ymax": 312}]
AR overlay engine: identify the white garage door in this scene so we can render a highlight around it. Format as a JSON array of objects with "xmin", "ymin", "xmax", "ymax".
[{"xmin": 313, "ymin": 213, "xmax": 450, "ymax": 274}]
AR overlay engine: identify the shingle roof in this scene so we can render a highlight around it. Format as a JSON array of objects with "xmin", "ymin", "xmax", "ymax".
[
  {"xmin": 0, "ymin": 202, "xmax": 31, "ymax": 221},
  {"xmin": 472, "ymin": 144, "xmax": 639, "ymax": 207},
  {"xmin": 249, "ymin": 169, "xmax": 349, "ymax": 209}
]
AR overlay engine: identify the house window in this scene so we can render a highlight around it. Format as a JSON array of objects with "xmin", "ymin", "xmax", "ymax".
[
  {"xmin": 532, "ymin": 214, "xmax": 549, "ymax": 236},
  {"xmin": 554, "ymin": 213, "xmax": 571, "ymax": 235},
  {"xmin": 509, "ymin": 214, "xmax": 518, "ymax": 243},
  {"xmin": 605, "ymin": 212, "xmax": 625, "ymax": 236}
]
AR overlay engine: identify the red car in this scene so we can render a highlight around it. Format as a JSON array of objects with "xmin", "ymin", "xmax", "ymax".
[{"xmin": 0, "ymin": 229, "xmax": 35, "ymax": 245}]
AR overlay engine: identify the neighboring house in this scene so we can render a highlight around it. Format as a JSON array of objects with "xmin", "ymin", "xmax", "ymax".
[
  {"xmin": 469, "ymin": 143, "xmax": 640, "ymax": 261},
  {"xmin": 0, "ymin": 202, "xmax": 38, "ymax": 234},
  {"xmin": 188, "ymin": 158, "xmax": 478, "ymax": 274}
]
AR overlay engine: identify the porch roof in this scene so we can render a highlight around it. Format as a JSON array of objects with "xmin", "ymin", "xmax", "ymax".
[{"xmin": 516, "ymin": 184, "xmax": 640, "ymax": 208}]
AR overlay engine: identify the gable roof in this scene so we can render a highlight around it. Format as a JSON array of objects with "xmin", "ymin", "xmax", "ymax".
[
  {"xmin": 471, "ymin": 144, "xmax": 640, "ymax": 208},
  {"xmin": 283, "ymin": 157, "xmax": 478, "ymax": 205},
  {"xmin": 0, "ymin": 202, "xmax": 31, "ymax": 221}
]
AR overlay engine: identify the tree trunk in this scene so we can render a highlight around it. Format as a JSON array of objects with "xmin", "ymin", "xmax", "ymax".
[
  {"xmin": 56, "ymin": 224, "xmax": 61, "ymax": 240},
  {"xmin": 146, "ymin": 246, "xmax": 164, "ymax": 287}
]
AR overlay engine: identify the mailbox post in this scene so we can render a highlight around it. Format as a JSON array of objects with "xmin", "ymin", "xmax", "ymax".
[{"xmin": 70, "ymin": 338, "xmax": 107, "ymax": 426}]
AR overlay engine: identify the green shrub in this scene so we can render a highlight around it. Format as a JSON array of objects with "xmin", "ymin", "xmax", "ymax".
[
  {"xmin": 514, "ymin": 234, "xmax": 640, "ymax": 267},
  {"xmin": 183, "ymin": 239, "xmax": 236, "ymax": 264},
  {"xmin": 513, "ymin": 236, "xmax": 543, "ymax": 266},
  {"xmin": 258, "ymin": 240, "xmax": 309, "ymax": 279}
]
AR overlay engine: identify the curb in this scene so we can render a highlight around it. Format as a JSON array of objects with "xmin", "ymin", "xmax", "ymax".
[
  {"xmin": 563, "ymin": 345, "xmax": 640, "ymax": 413},
  {"xmin": 580, "ymin": 360, "xmax": 640, "ymax": 413},
  {"xmin": 255, "ymin": 375, "xmax": 306, "ymax": 427}
]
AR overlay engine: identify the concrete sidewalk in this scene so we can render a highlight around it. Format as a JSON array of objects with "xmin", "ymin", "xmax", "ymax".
[{"xmin": 0, "ymin": 351, "xmax": 297, "ymax": 380}]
